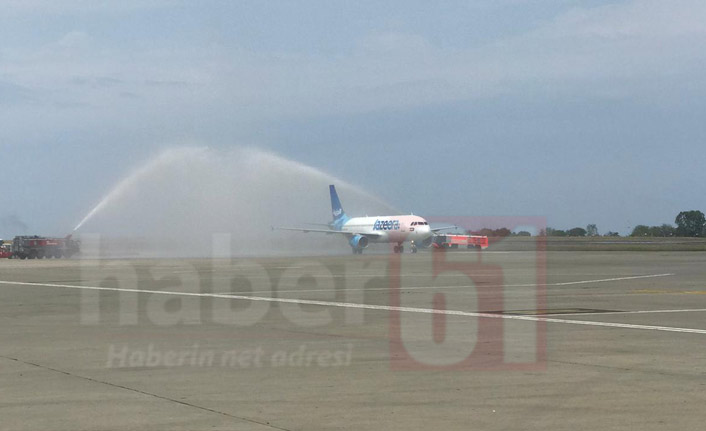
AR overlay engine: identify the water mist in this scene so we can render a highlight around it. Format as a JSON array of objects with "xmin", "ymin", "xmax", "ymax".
[{"xmin": 73, "ymin": 147, "xmax": 396, "ymax": 257}]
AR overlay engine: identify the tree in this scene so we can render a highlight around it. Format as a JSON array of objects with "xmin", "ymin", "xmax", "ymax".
[
  {"xmin": 658, "ymin": 224, "xmax": 676, "ymax": 237},
  {"xmin": 546, "ymin": 227, "xmax": 566, "ymax": 237},
  {"xmin": 478, "ymin": 228, "xmax": 495, "ymax": 237},
  {"xmin": 675, "ymin": 211, "xmax": 706, "ymax": 237},
  {"xmin": 647, "ymin": 224, "xmax": 676, "ymax": 237},
  {"xmin": 567, "ymin": 227, "xmax": 587, "ymax": 237},
  {"xmin": 476, "ymin": 228, "xmax": 511, "ymax": 237},
  {"xmin": 631, "ymin": 225, "xmax": 651, "ymax": 236},
  {"xmin": 630, "ymin": 223, "xmax": 675, "ymax": 237},
  {"xmin": 586, "ymin": 224, "xmax": 598, "ymax": 237},
  {"xmin": 494, "ymin": 227, "xmax": 511, "ymax": 237}
]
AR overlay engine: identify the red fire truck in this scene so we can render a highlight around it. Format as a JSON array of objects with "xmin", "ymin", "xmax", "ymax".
[
  {"xmin": 10, "ymin": 235, "xmax": 80, "ymax": 259},
  {"xmin": 431, "ymin": 234, "xmax": 489, "ymax": 250}
]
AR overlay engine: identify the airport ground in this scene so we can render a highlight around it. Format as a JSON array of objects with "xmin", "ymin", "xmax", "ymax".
[{"xmin": 1, "ymin": 245, "xmax": 706, "ymax": 430}]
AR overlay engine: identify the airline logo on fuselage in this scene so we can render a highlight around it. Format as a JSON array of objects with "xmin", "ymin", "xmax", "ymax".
[{"xmin": 373, "ymin": 219, "xmax": 400, "ymax": 231}]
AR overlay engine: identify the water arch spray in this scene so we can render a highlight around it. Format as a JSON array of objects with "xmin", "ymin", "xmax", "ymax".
[{"xmin": 74, "ymin": 147, "xmax": 396, "ymax": 257}]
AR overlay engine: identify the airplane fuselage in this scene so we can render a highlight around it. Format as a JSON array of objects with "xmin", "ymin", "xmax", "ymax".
[
  {"xmin": 276, "ymin": 185, "xmax": 440, "ymax": 254},
  {"xmin": 340, "ymin": 215, "xmax": 432, "ymax": 244}
]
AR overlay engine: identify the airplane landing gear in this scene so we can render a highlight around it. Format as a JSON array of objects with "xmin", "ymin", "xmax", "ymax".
[{"xmin": 393, "ymin": 243, "xmax": 404, "ymax": 253}]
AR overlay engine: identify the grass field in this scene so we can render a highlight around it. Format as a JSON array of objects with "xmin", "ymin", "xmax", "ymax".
[{"xmin": 487, "ymin": 236, "xmax": 706, "ymax": 252}]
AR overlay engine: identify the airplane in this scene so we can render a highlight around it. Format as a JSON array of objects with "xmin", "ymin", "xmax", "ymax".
[{"xmin": 276, "ymin": 185, "xmax": 454, "ymax": 254}]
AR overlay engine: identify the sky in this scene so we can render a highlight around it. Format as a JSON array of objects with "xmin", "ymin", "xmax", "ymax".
[{"xmin": 2, "ymin": 0, "xmax": 706, "ymax": 238}]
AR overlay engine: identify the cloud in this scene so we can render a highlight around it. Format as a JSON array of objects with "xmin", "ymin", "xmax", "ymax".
[
  {"xmin": 346, "ymin": 0, "xmax": 706, "ymax": 105},
  {"xmin": 191, "ymin": 0, "xmax": 706, "ymax": 113},
  {"xmin": 1, "ymin": 0, "xmax": 175, "ymax": 16},
  {"xmin": 56, "ymin": 30, "xmax": 91, "ymax": 49},
  {"xmin": 0, "ymin": 81, "xmax": 33, "ymax": 104},
  {"xmin": 543, "ymin": 0, "xmax": 706, "ymax": 39},
  {"xmin": 1, "ymin": 0, "xmax": 705, "ymax": 132}
]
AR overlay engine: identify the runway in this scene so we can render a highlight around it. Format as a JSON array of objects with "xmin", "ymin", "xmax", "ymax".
[{"xmin": 1, "ymin": 250, "xmax": 706, "ymax": 430}]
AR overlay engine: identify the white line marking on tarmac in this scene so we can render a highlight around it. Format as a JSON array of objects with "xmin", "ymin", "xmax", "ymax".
[
  {"xmin": 553, "ymin": 273, "xmax": 674, "ymax": 286},
  {"xmin": 216, "ymin": 273, "xmax": 675, "ymax": 294},
  {"xmin": 1, "ymin": 278, "xmax": 705, "ymax": 336},
  {"xmin": 542, "ymin": 308, "xmax": 706, "ymax": 317}
]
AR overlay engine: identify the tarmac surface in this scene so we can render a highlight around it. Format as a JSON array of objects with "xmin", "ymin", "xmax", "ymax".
[{"xmin": 1, "ymin": 248, "xmax": 706, "ymax": 430}]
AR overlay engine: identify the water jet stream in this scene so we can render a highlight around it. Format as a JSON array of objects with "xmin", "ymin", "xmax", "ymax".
[{"xmin": 74, "ymin": 147, "xmax": 396, "ymax": 257}]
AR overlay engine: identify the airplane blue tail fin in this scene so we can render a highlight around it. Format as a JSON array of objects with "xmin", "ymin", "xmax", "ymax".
[{"xmin": 330, "ymin": 185, "xmax": 346, "ymax": 222}]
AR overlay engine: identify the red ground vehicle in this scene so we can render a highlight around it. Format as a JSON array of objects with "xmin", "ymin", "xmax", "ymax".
[
  {"xmin": 10, "ymin": 235, "xmax": 80, "ymax": 259},
  {"xmin": 431, "ymin": 234, "xmax": 489, "ymax": 250},
  {"xmin": 0, "ymin": 242, "xmax": 12, "ymax": 258}
]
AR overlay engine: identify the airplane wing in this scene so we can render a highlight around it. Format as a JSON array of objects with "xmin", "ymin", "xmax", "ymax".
[
  {"xmin": 431, "ymin": 225, "xmax": 459, "ymax": 233},
  {"xmin": 274, "ymin": 226, "xmax": 383, "ymax": 238},
  {"xmin": 302, "ymin": 223, "xmax": 334, "ymax": 227}
]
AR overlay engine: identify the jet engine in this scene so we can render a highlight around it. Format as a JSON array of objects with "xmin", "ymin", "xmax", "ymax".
[{"xmin": 349, "ymin": 234, "xmax": 369, "ymax": 249}]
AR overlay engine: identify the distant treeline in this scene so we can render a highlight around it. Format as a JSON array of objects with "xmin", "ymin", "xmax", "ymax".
[
  {"xmin": 468, "ymin": 228, "xmax": 533, "ymax": 237},
  {"xmin": 468, "ymin": 226, "xmax": 597, "ymax": 237},
  {"xmin": 628, "ymin": 210, "xmax": 705, "ymax": 237},
  {"xmin": 469, "ymin": 210, "xmax": 706, "ymax": 238}
]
